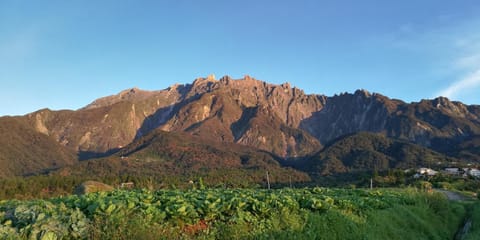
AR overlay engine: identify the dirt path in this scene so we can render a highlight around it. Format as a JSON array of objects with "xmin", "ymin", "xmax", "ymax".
[
  {"xmin": 433, "ymin": 189, "xmax": 475, "ymax": 240},
  {"xmin": 434, "ymin": 189, "xmax": 470, "ymax": 201}
]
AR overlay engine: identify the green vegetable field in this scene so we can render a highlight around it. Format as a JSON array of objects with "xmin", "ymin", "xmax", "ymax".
[{"xmin": 0, "ymin": 187, "xmax": 470, "ymax": 239}]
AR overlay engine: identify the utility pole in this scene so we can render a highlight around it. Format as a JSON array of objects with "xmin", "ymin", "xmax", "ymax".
[
  {"xmin": 370, "ymin": 178, "xmax": 373, "ymax": 190},
  {"xmin": 266, "ymin": 171, "xmax": 271, "ymax": 190}
]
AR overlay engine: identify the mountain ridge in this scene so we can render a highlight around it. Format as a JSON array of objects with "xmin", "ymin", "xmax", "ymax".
[{"xmin": 1, "ymin": 75, "xmax": 479, "ymax": 179}]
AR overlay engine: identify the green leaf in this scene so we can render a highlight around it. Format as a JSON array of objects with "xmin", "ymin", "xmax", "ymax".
[
  {"xmin": 105, "ymin": 204, "xmax": 116, "ymax": 214},
  {"xmin": 36, "ymin": 213, "xmax": 46, "ymax": 221},
  {"xmin": 40, "ymin": 231, "xmax": 57, "ymax": 240},
  {"xmin": 87, "ymin": 202, "xmax": 99, "ymax": 215},
  {"xmin": 177, "ymin": 205, "xmax": 187, "ymax": 214},
  {"xmin": 127, "ymin": 200, "xmax": 135, "ymax": 209}
]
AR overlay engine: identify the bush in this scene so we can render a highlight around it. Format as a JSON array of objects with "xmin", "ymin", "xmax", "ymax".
[
  {"xmin": 415, "ymin": 181, "xmax": 432, "ymax": 192},
  {"xmin": 434, "ymin": 182, "xmax": 452, "ymax": 190},
  {"xmin": 74, "ymin": 181, "xmax": 114, "ymax": 195}
]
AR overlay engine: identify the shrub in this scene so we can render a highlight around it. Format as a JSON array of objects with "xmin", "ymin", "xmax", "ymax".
[{"xmin": 415, "ymin": 181, "xmax": 432, "ymax": 192}]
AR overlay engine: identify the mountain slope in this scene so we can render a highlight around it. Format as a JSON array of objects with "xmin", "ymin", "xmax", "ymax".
[
  {"xmin": 301, "ymin": 90, "xmax": 480, "ymax": 160},
  {"xmin": 24, "ymin": 76, "xmax": 480, "ymax": 162},
  {"xmin": 304, "ymin": 132, "xmax": 456, "ymax": 175},
  {"xmin": 59, "ymin": 129, "xmax": 310, "ymax": 184},
  {"xmin": 1, "ymin": 75, "xmax": 480, "ymax": 178},
  {"xmin": 0, "ymin": 117, "xmax": 77, "ymax": 177},
  {"xmin": 23, "ymin": 75, "xmax": 324, "ymax": 159}
]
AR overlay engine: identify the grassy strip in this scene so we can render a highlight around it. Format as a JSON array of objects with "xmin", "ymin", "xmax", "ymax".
[
  {"xmin": 464, "ymin": 202, "xmax": 480, "ymax": 240},
  {"xmin": 87, "ymin": 190, "xmax": 466, "ymax": 240},
  {"xmin": 254, "ymin": 193, "xmax": 465, "ymax": 240},
  {"xmin": 0, "ymin": 188, "xmax": 468, "ymax": 239}
]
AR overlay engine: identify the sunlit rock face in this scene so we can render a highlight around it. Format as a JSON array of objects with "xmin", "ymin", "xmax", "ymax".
[{"xmin": 11, "ymin": 75, "xmax": 480, "ymax": 162}]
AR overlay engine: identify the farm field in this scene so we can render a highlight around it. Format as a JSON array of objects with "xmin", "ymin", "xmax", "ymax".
[{"xmin": 0, "ymin": 187, "xmax": 472, "ymax": 239}]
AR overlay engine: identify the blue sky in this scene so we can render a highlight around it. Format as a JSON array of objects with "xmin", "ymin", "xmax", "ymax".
[{"xmin": 1, "ymin": 0, "xmax": 480, "ymax": 116}]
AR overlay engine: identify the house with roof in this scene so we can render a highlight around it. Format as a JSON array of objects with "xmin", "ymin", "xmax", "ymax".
[
  {"xmin": 467, "ymin": 168, "xmax": 480, "ymax": 178},
  {"xmin": 414, "ymin": 168, "xmax": 438, "ymax": 178}
]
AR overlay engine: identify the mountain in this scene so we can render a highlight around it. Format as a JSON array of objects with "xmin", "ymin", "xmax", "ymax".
[
  {"xmin": 0, "ymin": 117, "xmax": 77, "ymax": 178},
  {"xmin": 303, "ymin": 132, "xmax": 455, "ymax": 176},
  {"xmin": 23, "ymin": 75, "xmax": 323, "ymax": 160},
  {"xmin": 59, "ymin": 129, "xmax": 310, "ymax": 184},
  {"xmin": 1, "ymin": 75, "xmax": 479, "ymax": 179},
  {"xmin": 301, "ymin": 90, "xmax": 480, "ymax": 161}
]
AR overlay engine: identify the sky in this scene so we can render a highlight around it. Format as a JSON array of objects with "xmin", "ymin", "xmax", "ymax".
[{"xmin": 1, "ymin": 0, "xmax": 480, "ymax": 116}]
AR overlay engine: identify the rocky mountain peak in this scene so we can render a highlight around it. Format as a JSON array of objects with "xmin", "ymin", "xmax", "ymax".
[
  {"xmin": 243, "ymin": 75, "xmax": 254, "ymax": 81},
  {"xmin": 423, "ymin": 96, "xmax": 475, "ymax": 118},
  {"xmin": 354, "ymin": 89, "xmax": 371, "ymax": 98},
  {"xmin": 2, "ymin": 76, "xmax": 480, "ymax": 178},
  {"xmin": 119, "ymin": 87, "xmax": 141, "ymax": 97},
  {"xmin": 166, "ymin": 83, "xmax": 185, "ymax": 92},
  {"xmin": 281, "ymin": 82, "xmax": 291, "ymax": 89},
  {"xmin": 207, "ymin": 74, "xmax": 216, "ymax": 81},
  {"xmin": 219, "ymin": 75, "xmax": 233, "ymax": 84},
  {"xmin": 83, "ymin": 87, "xmax": 158, "ymax": 110},
  {"xmin": 431, "ymin": 97, "xmax": 467, "ymax": 113},
  {"xmin": 431, "ymin": 96, "xmax": 452, "ymax": 108},
  {"xmin": 193, "ymin": 75, "xmax": 218, "ymax": 85}
]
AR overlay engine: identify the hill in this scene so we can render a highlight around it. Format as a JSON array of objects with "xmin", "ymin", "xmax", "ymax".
[
  {"xmin": 58, "ymin": 129, "xmax": 310, "ymax": 185},
  {"xmin": 0, "ymin": 117, "xmax": 77, "ymax": 177},
  {"xmin": 302, "ymin": 91, "xmax": 480, "ymax": 160},
  {"xmin": 304, "ymin": 132, "xmax": 455, "ymax": 175}
]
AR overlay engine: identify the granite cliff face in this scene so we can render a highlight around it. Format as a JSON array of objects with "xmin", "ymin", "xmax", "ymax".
[
  {"xmin": 301, "ymin": 90, "xmax": 480, "ymax": 161},
  {"xmin": 301, "ymin": 90, "xmax": 396, "ymax": 143},
  {"xmin": 25, "ymin": 75, "xmax": 325, "ymax": 159},
  {"xmin": 1, "ymin": 75, "xmax": 480, "ymax": 177}
]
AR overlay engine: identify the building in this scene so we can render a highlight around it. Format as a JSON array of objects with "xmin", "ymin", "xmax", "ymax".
[
  {"xmin": 444, "ymin": 168, "xmax": 461, "ymax": 175},
  {"xmin": 414, "ymin": 168, "xmax": 438, "ymax": 178},
  {"xmin": 467, "ymin": 168, "xmax": 480, "ymax": 178}
]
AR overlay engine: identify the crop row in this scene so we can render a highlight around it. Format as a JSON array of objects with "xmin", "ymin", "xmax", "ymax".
[{"xmin": 0, "ymin": 187, "xmax": 419, "ymax": 239}]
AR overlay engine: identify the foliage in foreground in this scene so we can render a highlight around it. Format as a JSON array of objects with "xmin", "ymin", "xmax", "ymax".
[
  {"xmin": 463, "ymin": 202, "xmax": 480, "ymax": 240},
  {"xmin": 0, "ymin": 187, "xmax": 466, "ymax": 239}
]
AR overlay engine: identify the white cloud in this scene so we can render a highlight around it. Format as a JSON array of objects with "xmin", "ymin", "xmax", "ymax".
[
  {"xmin": 452, "ymin": 32, "xmax": 480, "ymax": 71},
  {"xmin": 426, "ymin": 19, "xmax": 480, "ymax": 102},
  {"xmin": 437, "ymin": 69, "xmax": 480, "ymax": 99},
  {"xmin": 454, "ymin": 53, "xmax": 480, "ymax": 70}
]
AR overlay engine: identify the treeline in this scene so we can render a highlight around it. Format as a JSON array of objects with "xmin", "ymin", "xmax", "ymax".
[
  {"xmin": 4, "ymin": 167, "xmax": 479, "ymax": 200},
  {"xmin": 0, "ymin": 175, "xmax": 130, "ymax": 200},
  {"xmin": 0, "ymin": 169, "xmax": 298, "ymax": 200}
]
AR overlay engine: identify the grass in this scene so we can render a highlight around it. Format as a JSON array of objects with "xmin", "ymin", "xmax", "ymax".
[
  {"xmin": 87, "ymin": 189, "xmax": 467, "ymax": 240},
  {"xmin": 257, "ymin": 197, "xmax": 465, "ymax": 240},
  {"xmin": 463, "ymin": 202, "xmax": 480, "ymax": 240},
  {"xmin": 248, "ymin": 192, "xmax": 464, "ymax": 240}
]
